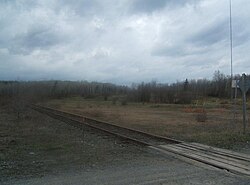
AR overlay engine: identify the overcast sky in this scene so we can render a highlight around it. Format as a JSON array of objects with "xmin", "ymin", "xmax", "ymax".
[{"xmin": 0, "ymin": 0, "xmax": 250, "ymax": 84}]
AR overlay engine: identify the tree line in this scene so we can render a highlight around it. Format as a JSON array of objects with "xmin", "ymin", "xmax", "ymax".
[{"xmin": 0, "ymin": 71, "xmax": 249, "ymax": 106}]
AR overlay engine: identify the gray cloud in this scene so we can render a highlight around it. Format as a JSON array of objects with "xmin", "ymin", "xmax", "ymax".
[
  {"xmin": 130, "ymin": 0, "xmax": 167, "ymax": 13},
  {"xmin": 188, "ymin": 19, "xmax": 228, "ymax": 46},
  {"xmin": 0, "ymin": 0, "xmax": 250, "ymax": 84},
  {"xmin": 60, "ymin": 0, "xmax": 102, "ymax": 16},
  {"xmin": 10, "ymin": 26, "xmax": 63, "ymax": 55},
  {"xmin": 130, "ymin": 0, "xmax": 199, "ymax": 14},
  {"xmin": 152, "ymin": 44, "xmax": 187, "ymax": 57}
]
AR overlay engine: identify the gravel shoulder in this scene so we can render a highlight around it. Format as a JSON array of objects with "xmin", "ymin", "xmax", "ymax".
[{"xmin": 1, "ymin": 106, "xmax": 250, "ymax": 185}]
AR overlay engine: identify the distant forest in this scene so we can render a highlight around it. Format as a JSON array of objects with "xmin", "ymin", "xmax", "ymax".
[{"xmin": 0, "ymin": 71, "xmax": 249, "ymax": 106}]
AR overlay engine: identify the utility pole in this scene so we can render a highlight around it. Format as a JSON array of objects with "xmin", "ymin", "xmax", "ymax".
[
  {"xmin": 230, "ymin": 0, "xmax": 233, "ymax": 101},
  {"xmin": 229, "ymin": 0, "xmax": 237, "ymax": 125}
]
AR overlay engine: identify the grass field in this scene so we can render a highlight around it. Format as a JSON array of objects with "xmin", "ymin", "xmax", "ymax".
[{"xmin": 42, "ymin": 96, "xmax": 250, "ymax": 150}]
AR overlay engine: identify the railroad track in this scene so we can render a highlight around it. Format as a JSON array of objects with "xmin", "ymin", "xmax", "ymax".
[{"xmin": 31, "ymin": 104, "xmax": 250, "ymax": 176}]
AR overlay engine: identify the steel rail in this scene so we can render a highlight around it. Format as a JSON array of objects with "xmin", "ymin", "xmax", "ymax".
[
  {"xmin": 31, "ymin": 104, "xmax": 250, "ymax": 176},
  {"xmin": 32, "ymin": 106, "xmax": 176, "ymax": 146},
  {"xmin": 31, "ymin": 104, "xmax": 182, "ymax": 145}
]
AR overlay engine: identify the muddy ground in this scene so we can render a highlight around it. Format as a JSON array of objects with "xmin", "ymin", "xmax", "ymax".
[{"xmin": 1, "ymin": 106, "xmax": 250, "ymax": 184}]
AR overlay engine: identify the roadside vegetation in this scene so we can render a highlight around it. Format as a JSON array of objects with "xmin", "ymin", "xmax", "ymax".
[
  {"xmin": 42, "ymin": 96, "xmax": 250, "ymax": 150},
  {"xmin": 0, "ymin": 70, "xmax": 250, "ymax": 151}
]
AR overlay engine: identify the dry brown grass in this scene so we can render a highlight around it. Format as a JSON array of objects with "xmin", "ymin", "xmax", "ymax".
[{"xmin": 42, "ymin": 97, "xmax": 250, "ymax": 149}]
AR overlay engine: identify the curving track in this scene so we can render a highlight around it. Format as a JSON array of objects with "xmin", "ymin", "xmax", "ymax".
[{"xmin": 31, "ymin": 104, "xmax": 250, "ymax": 176}]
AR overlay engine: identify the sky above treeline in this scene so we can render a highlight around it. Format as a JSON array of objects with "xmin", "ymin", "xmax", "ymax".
[{"xmin": 0, "ymin": 0, "xmax": 250, "ymax": 84}]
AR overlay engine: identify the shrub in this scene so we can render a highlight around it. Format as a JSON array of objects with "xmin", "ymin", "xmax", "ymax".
[
  {"xmin": 195, "ymin": 109, "xmax": 207, "ymax": 122},
  {"xmin": 112, "ymin": 97, "xmax": 118, "ymax": 105},
  {"xmin": 121, "ymin": 99, "xmax": 127, "ymax": 106}
]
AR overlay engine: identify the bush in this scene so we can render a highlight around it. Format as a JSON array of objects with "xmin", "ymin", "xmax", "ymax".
[
  {"xmin": 176, "ymin": 92, "xmax": 193, "ymax": 104},
  {"xmin": 120, "ymin": 99, "xmax": 127, "ymax": 106},
  {"xmin": 112, "ymin": 97, "xmax": 118, "ymax": 105},
  {"xmin": 195, "ymin": 109, "xmax": 207, "ymax": 122}
]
